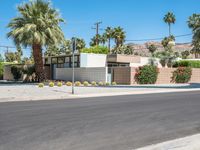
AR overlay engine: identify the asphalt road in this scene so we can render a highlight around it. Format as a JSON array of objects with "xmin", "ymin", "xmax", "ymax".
[{"xmin": 0, "ymin": 91, "xmax": 200, "ymax": 150}]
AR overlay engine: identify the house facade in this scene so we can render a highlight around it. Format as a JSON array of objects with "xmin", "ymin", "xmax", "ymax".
[{"xmin": 44, "ymin": 53, "xmax": 151, "ymax": 83}]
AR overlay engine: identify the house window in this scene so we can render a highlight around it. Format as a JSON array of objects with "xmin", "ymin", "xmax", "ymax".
[
  {"xmin": 57, "ymin": 64, "xmax": 64, "ymax": 68},
  {"xmin": 52, "ymin": 58, "xmax": 57, "ymax": 64},
  {"xmin": 58, "ymin": 57, "xmax": 65, "ymax": 64}
]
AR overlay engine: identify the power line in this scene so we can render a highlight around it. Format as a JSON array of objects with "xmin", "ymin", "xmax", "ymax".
[{"xmin": 125, "ymin": 33, "xmax": 193, "ymax": 42}]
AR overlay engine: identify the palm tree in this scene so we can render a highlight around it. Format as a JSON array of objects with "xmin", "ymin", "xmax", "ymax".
[
  {"xmin": 104, "ymin": 27, "xmax": 114, "ymax": 52},
  {"xmin": 113, "ymin": 27, "xmax": 126, "ymax": 48},
  {"xmin": 7, "ymin": 0, "xmax": 65, "ymax": 81},
  {"xmin": 72, "ymin": 37, "xmax": 86, "ymax": 52},
  {"xmin": 163, "ymin": 12, "xmax": 176, "ymax": 36},
  {"xmin": 188, "ymin": 14, "xmax": 200, "ymax": 58}
]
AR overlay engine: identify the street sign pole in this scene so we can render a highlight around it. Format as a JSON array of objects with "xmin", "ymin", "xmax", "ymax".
[{"xmin": 72, "ymin": 38, "xmax": 76, "ymax": 94}]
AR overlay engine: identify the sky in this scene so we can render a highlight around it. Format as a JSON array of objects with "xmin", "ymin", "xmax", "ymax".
[{"xmin": 0, "ymin": 0, "xmax": 200, "ymax": 57}]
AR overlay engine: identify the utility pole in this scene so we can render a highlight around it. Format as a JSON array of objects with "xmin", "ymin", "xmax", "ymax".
[
  {"xmin": 92, "ymin": 21, "xmax": 102, "ymax": 46},
  {"xmin": 71, "ymin": 38, "xmax": 76, "ymax": 95}
]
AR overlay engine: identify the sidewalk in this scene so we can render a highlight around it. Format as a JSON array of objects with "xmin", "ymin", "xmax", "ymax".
[
  {"xmin": 0, "ymin": 84, "xmax": 200, "ymax": 102},
  {"xmin": 135, "ymin": 134, "xmax": 200, "ymax": 150}
]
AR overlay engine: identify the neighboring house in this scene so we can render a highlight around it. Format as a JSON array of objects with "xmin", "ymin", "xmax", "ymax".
[{"xmin": 44, "ymin": 53, "xmax": 154, "ymax": 83}]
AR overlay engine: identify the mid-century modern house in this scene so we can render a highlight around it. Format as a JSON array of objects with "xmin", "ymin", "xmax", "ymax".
[{"xmin": 44, "ymin": 53, "xmax": 162, "ymax": 83}]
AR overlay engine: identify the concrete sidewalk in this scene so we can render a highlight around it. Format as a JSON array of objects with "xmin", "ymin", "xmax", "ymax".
[
  {"xmin": 136, "ymin": 134, "xmax": 200, "ymax": 150},
  {"xmin": 0, "ymin": 84, "xmax": 200, "ymax": 102}
]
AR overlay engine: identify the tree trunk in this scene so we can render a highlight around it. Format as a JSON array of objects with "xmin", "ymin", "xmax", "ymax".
[
  {"xmin": 32, "ymin": 44, "xmax": 45, "ymax": 82},
  {"xmin": 108, "ymin": 38, "xmax": 111, "ymax": 53},
  {"xmin": 169, "ymin": 23, "xmax": 171, "ymax": 36}
]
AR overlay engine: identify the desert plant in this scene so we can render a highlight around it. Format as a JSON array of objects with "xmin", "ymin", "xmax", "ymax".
[
  {"xmin": 38, "ymin": 83, "xmax": 44, "ymax": 88},
  {"xmin": 75, "ymin": 81, "xmax": 81, "ymax": 86},
  {"xmin": 66, "ymin": 81, "xmax": 72, "ymax": 86},
  {"xmin": 111, "ymin": 82, "xmax": 117, "ymax": 85},
  {"xmin": 91, "ymin": 81, "xmax": 97, "ymax": 86},
  {"xmin": 49, "ymin": 82, "xmax": 54, "ymax": 87},
  {"xmin": 11, "ymin": 65, "xmax": 22, "ymax": 81},
  {"xmin": 105, "ymin": 82, "xmax": 110, "ymax": 86},
  {"xmin": 171, "ymin": 67, "xmax": 192, "ymax": 83},
  {"xmin": 7, "ymin": 0, "xmax": 65, "ymax": 81},
  {"xmin": 57, "ymin": 82, "xmax": 63, "ymax": 87},
  {"xmin": 83, "ymin": 81, "xmax": 89, "ymax": 86},
  {"xmin": 98, "ymin": 81, "xmax": 104, "ymax": 86},
  {"xmin": 135, "ymin": 65, "xmax": 159, "ymax": 84}
]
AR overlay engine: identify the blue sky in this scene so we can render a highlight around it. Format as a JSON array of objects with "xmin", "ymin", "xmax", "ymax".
[{"xmin": 0, "ymin": 0, "xmax": 199, "ymax": 57}]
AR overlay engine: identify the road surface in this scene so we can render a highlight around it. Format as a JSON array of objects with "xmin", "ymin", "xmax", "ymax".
[{"xmin": 0, "ymin": 91, "xmax": 200, "ymax": 150}]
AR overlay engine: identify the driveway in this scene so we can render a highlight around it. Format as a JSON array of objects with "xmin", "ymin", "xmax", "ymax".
[{"xmin": 0, "ymin": 91, "xmax": 200, "ymax": 150}]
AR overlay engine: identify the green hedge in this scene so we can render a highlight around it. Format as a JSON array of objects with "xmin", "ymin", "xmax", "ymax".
[
  {"xmin": 0, "ymin": 62, "xmax": 3, "ymax": 79},
  {"xmin": 171, "ymin": 67, "xmax": 192, "ymax": 83},
  {"xmin": 135, "ymin": 65, "xmax": 159, "ymax": 84},
  {"xmin": 173, "ymin": 60, "xmax": 200, "ymax": 68},
  {"xmin": 81, "ymin": 46, "xmax": 108, "ymax": 54}
]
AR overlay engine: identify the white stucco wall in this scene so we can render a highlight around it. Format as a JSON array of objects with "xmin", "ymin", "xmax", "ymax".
[
  {"xmin": 80, "ymin": 53, "xmax": 107, "ymax": 67},
  {"xmin": 55, "ymin": 67, "xmax": 108, "ymax": 82}
]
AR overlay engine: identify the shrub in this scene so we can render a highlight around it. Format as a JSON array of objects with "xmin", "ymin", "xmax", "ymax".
[
  {"xmin": 91, "ymin": 81, "xmax": 97, "ymax": 86},
  {"xmin": 111, "ymin": 82, "xmax": 117, "ymax": 85},
  {"xmin": 0, "ymin": 62, "xmax": 3, "ymax": 80},
  {"xmin": 171, "ymin": 67, "xmax": 192, "ymax": 83},
  {"xmin": 49, "ymin": 82, "xmax": 54, "ymax": 87},
  {"xmin": 38, "ymin": 83, "xmax": 44, "ymax": 88},
  {"xmin": 173, "ymin": 60, "xmax": 200, "ymax": 68},
  {"xmin": 98, "ymin": 81, "xmax": 104, "ymax": 86},
  {"xmin": 135, "ymin": 65, "xmax": 159, "ymax": 84},
  {"xmin": 11, "ymin": 65, "xmax": 22, "ymax": 81},
  {"xmin": 83, "ymin": 81, "xmax": 89, "ymax": 86},
  {"xmin": 105, "ymin": 82, "xmax": 110, "ymax": 86},
  {"xmin": 57, "ymin": 82, "xmax": 63, "ymax": 87},
  {"xmin": 75, "ymin": 81, "xmax": 81, "ymax": 86},
  {"xmin": 81, "ymin": 46, "xmax": 108, "ymax": 54},
  {"xmin": 66, "ymin": 81, "xmax": 72, "ymax": 86}
]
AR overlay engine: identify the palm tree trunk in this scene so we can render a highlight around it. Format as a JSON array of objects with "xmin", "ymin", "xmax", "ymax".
[
  {"xmin": 169, "ymin": 23, "xmax": 171, "ymax": 36},
  {"xmin": 108, "ymin": 38, "xmax": 111, "ymax": 53},
  {"xmin": 32, "ymin": 44, "xmax": 45, "ymax": 82}
]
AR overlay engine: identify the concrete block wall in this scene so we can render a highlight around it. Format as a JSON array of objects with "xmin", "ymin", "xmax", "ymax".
[
  {"xmin": 112, "ymin": 67, "xmax": 200, "ymax": 85},
  {"xmin": 55, "ymin": 67, "xmax": 108, "ymax": 82}
]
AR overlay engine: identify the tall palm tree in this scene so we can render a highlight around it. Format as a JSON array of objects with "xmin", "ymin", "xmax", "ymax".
[
  {"xmin": 163, "ymin": 12, "xmax": 176, "ymax": 36},
  {"xmin": 72, "ymin": 37, "xmax": 86, "ymax": 52},
  {"xmin": 113, "ymin": 27, "xmax": 126, "ymax": 48},
  {"xmin": 104, "ymin": 27, "xmax": 114, "ymax": 52},
  {"xmin": 7, "ymin": 0, "xmax": 65, "ymax": 81},
  {"xmin": 188, "ymin": 14, "xmax": 200, "ymax": 58}
]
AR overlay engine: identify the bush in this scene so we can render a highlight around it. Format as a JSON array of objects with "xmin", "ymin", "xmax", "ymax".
[
  {"xmin": 66, "ymin": 81, "xmax": 72, "ymax": 86},
  {"xmin": 173, "ymin": 60, "xmax": 200, "ymax": 68},
  {"xmin": 111, "ymin": 82, "xmax": 117, "ymax": 85},
  {"xmin": 83, "ymin": 81, "xmax": 89, "ymax": 86},
  {"xmin": 38, "ymin": 83, "xmax": 44, "ymax": 88},
  {"xmin": 81, "ymin": 46, "xmax": 108, "ymax": 54},
  {"xmin": 75, "ymin": 81, "xmax": 81, "ymax": 86},
  {"xmin": 105, "ymin": 82, "xmax": 110, "ymax": 86},
  {"xmin": 135, "ymin": 65, "xmax": 159, "ymax": 84},
  {"xmin": 11, "ymin": 65, "xmax": 22, "ymax": 81},
  {"xmin": 0, "ymin": 62, "xmax": 3, "ymax": 80},
  {"xmin": 91, "ymin": 81, "xmax": 97, "ymax": 86},
  {"xmin": 49, "ymin": 82, "xmax": 54, "ymax": 87},
  {"xmin": 171, "ymin": 67, "xmax": 192, "ymax": 83},
  {"xmin": 57, "ymin": 82, "xmax": 63, "ymax": 87},
  {"xmin": 98, "ymin": 81, "xmax": 104, "ymax": 86}
]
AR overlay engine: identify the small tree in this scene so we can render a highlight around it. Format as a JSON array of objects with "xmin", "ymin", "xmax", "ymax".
[
  {"xmin": 146, "ymin": 44, "xmax": 157, "ymax": 55},
  {"xmin": 11, "ymin": 66, "xmax": 22, "ymax": 81}
]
